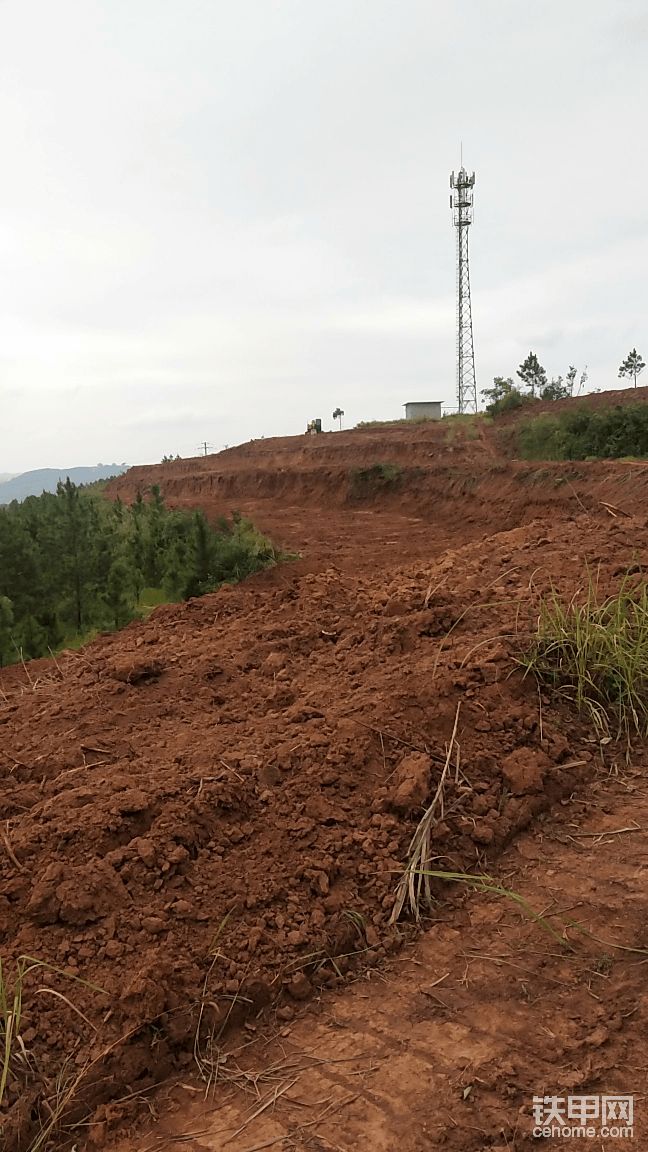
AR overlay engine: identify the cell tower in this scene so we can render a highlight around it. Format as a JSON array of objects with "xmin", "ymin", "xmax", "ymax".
[{"xmin": 449, "ymin": 164, "xmax": 477, "ymax": 412}]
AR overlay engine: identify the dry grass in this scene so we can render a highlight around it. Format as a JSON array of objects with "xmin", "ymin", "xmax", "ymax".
[
  {"xmin": 0, "ymin": 955, "xmax": 107, "ymax": 1151},
  {"xmin": 389, "ymin": 702, "xmax": 461, "ymax": 924}
]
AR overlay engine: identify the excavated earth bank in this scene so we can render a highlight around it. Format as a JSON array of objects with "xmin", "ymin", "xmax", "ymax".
[{"xmin": 2, "ymin": 406, "xmax": 648, "ymax": 1150}]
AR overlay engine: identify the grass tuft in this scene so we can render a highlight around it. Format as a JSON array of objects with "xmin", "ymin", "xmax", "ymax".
[
  {"xmin": 0, "ymin": 955, "xmax": 106, "ymax": 1149},
  {"xmin": 412, "ymin": 871, "xmax": 568, "ymax": 947},
  {"xmin": 518, "ymin": 568, "xmax": 648, "ymax": 744}
]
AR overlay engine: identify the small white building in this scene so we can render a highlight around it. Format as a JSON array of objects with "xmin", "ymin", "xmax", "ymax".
[{"xmin": 403, "ymin": 401, "xmax": 443, "ymax": 420}]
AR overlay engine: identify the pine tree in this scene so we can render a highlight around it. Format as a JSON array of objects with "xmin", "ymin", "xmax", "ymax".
[
  {"xmin": 12, "ymin": 614, "xmax": 49, "ymax": 660},
  {"xmin": 127, "ymin": 516, "xmax": 146, "ymax": 602},
  {"xmin": 517, "ymin": 353, "xmax": 547, "ymax": 398},
  {"xmin": 143, "ymin": 502, "xmax": 165, "ymax": 586},
  {"xmin": 55, "ymin": 478, "xmax": 93, "ymax": 630},
  {"xmin": 0, "ymin": 511, "xmax": 45, "ymax": 620},
  {"xmin": 183, "ymin": 512, "xmax": 214, "ymax": 598},
  {"xmin": 0, "ymin": 596, "xmax": 14, "ymax": 666},
  {"xmin": 103, "ymin": 560, "xmax": 135, "ymax": 630},
  {"xmin": 618, "ymin": 349, "xmax": 646, "ymax": 388}
]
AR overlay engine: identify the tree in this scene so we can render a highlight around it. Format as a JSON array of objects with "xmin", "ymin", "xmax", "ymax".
[
  {"xmin": 183, "ymin": 511, "xmax": 215, "ymax": 599},
  {"xmin": 332, "ymin": 407, "xmax": 344, "ymax": 430},
  {"xmin": 162, "ymin": 541, "xmax": 187, "ymax": 601},
  {"xmin": 54, "ymin": 478, "xmax": 93, "ymax": 631},
  {"xmin": 0, "ymin": 513, "xmax": 44, "ymax": 621},
  {"xmin": 127, "ymin": 512, "xmax": 146, "ymax": 602},
  {"xmin": 0, "ymin": 596, "xmax": 13, "ymax": 666},
  {"xmin": 142, "ymin": 486, "xmax": 166, "ymax": 586},
  {"xmin": 517, "ymin": 352, "xmax": 547, "ymax": 398},
  {"xmin": 540, "ymin": 376, "xmax": 570, "ymax": 401},
  {"xmin": 480, "ymin": 377, "xmax": 528, "ymax": 415},
  {"xmin": 566, "ymin": 365, "xmax": 577, "ymax": 396},
  {"xmin": 481, "ymin": 377, "xmax": 514, "ymax": 405},
  {"xmin": 149, "ymin": 484, "xmax": 165, "ymax": 512},
  {"xmin": 618, "ymin": 349, "xmax": 646, "ymax": 389},
  {"xmin": 0, "ymin": 482, "xmax": 281, "ymax": 664},
  {"xmin": 12, "ymin": 613, "xmax": 49, "ymax": 660},
  {"xmin": 103, "ymin": 560, "xmax": 135, "ymax": 630}
]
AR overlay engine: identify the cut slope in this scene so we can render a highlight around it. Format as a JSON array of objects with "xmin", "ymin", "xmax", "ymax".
[{"xmin": 105, "ymin": 423, "xmax": 648, "ymax": 565}]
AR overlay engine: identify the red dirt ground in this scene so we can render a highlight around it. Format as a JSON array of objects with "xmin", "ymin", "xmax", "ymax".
[{"xmin": 2, "ymin": 399, "xmax": 648, "ymax": 1151}]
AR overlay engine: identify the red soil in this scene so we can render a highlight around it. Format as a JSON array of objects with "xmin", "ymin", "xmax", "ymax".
[{"xmin": 2, "ymin": 402, "xmax": 648, "ymax": 1150}]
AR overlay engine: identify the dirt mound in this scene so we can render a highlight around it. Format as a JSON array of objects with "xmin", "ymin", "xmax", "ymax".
[{"xmin": 2, "ymin": 460, "xmax": 646, "ymax": 1148}]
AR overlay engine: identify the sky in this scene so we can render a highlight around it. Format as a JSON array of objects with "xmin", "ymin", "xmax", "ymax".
[{"xmin": 1, "ymin": 0, "xmax": 647, "ymax": 471}]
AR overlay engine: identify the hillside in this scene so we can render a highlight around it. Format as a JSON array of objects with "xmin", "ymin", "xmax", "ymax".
[
  {"xmin": 0, "ymin": 463, "xmax": 129, "ymax": 504},
  {"xmin": 1, "ymin": 391, "xmax": 647, "ymax": 1151},
  {"xmin": 105, "ymin": 392, "xmax": 648, "ymax": 547}
]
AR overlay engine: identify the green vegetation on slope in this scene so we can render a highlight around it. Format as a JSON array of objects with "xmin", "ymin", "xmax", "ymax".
[
  {"xmin": 349, "ymin": 462, "xmax": 404, "ymax": 497},
  {"xmin": 0, "ymin": 480, "xmax": 285, "ymax": 665},
  {"xmin": 516, "ymin": 402, "xmax": 648, "ymax": 461}
]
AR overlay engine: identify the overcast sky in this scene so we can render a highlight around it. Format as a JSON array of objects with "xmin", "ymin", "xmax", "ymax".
[{"xmin": 1, "ymin": 0, "xmax": 647, "ymax": 471}]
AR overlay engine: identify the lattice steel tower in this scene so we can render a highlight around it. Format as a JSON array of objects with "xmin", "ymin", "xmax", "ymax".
[{"xmin": 450, "ymin": 165, "xmax": 477, "ymax": 412}]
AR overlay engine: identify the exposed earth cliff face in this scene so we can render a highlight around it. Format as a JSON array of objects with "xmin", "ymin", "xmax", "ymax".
[{"xmin": 2, "ymin": 408, "xmax": 648, "ymax": 1150}]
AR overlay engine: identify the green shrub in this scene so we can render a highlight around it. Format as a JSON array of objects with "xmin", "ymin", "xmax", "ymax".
[
  {"xmin": 349, "ymin": 462, "xmax": 403, "ymax": 498},
  {"xmin": 482, "ymin": 377, "xmax": 536, "ymax": 416},
  {"xmin": 518, "ymin": 402, "xmax": 648, "ymax": 461},
  {"xmin": 182, "ymin": 515, "xmax": 281, "ymax": 598},
  {"xmin": 517, "ymin": 415, "xmax": 567, "ymax": 460}
]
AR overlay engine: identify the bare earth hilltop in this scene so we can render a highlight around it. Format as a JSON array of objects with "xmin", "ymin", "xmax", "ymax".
[{"xmin": 2, "ymin": 391, "xmax": 648, "ymax": 1151}]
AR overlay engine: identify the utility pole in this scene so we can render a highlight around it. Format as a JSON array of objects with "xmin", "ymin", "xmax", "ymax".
[
  {"xmin": 197, "ymin": 442, "xmax": 213, "ymax": 457},
  {"xmin": 450, "ymin": 163, "xmax": 478, "ymax": 413}
]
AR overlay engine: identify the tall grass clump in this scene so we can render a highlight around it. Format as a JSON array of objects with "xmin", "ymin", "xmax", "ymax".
[{"xmin": 519, "ymin": 570, "xmax": 648, "ymax": 743}]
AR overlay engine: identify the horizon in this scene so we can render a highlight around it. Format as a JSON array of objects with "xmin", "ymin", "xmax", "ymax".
[{"xmin": 4, "ymin": 377, "xmax": 648, "ymax": 478}]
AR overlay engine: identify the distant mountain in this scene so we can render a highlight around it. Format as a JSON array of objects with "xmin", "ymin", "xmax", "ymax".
[{"xmin": 0, "ymin": 464, "xmax": 130, "ymax": 504}]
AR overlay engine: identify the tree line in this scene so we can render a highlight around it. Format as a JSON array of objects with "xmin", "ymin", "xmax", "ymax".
[
  {"xmin": 482, "ymin": 349, "xmax": 645, "ymax": 415},
  {"xmin": 0, "ymin": 480, "xmax": 281, "ymax": 664}
]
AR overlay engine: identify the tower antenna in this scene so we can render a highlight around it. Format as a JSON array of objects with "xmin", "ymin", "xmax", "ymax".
[{"xmin": 449, "ymin": 162, "xmax": 477, "ymax": 413}]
